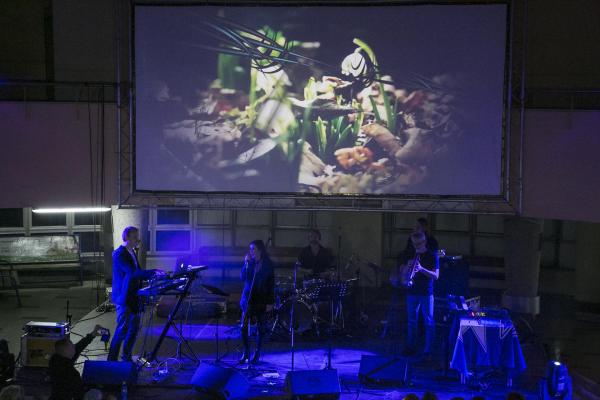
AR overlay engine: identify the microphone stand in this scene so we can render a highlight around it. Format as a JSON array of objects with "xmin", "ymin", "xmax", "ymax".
[{"xmin": 290, "ymin": 261, "xmax": 299, "ymax": 371}]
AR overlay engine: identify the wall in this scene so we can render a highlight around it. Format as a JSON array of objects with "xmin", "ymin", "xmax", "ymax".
[
  {"xmin": 521, "ymin": 110, "xmax": 600, "ymax": 222},
  {"xmin": 0, "ymin": 102, "xmax": 118, "ymax": 208},
  {"xmin": 3, "ymin": 0, "xmax": 600, "ymax": 90}
]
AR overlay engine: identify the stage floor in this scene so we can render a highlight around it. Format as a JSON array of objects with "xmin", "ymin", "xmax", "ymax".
[{"xmin": 17, "ymin": 302, "xmax": 540, "ymax": 400}]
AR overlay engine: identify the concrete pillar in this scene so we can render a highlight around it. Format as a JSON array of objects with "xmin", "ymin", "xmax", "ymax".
[
  {"xmin": 101, "ymin": 211, "xmax": 114, "ymax": 283},
  {"xmin": 332, "ymin": 211, "xmax": 382, "ymax": 287},
  {"xmin": 502, "ymin": 217, "xmax": 542, "ymax": 314},
  {"xmin": 574, "ymin": 222, "xmax": 600, "ymax": 304},
  {"xmin": 111, "ymin": 206, "xmax": 149, "ymax": 268}
]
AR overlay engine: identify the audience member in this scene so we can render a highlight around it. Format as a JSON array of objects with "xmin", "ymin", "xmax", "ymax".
[
  {"xmin": 422, "ymin": 392, "xmax": 439, "ymax": 400},
  {"xmin": 48, "ymin": 324, "xmax": 107, "ymax": 400},
  {"xmin": 402, "ymin": 394, "xmax": 419, "ymax": 400},
  {"xmin": 0, "ymin": 340, "xmax": 15, "ymax": 389},
  {"xmin": 506, "ymin": 393, "xmax": 525, "ymax": 400},
  {"xmin": 0, "ymin": 385, "xmax": 24, "ymax": 400}
]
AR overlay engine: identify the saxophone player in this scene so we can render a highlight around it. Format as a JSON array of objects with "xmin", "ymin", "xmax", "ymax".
[{"xmin": 402, "ymin": 232, "xmax": 439, "ymax": 357}]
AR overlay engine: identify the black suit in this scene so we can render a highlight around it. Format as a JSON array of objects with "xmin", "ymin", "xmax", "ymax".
[
  {"xmin": 48, "ymin": 334, "xmax": 94, "ymax": 400},
  {"xmin": 108, "ymin": 245, "xmax": 153, "ymax": 361}
]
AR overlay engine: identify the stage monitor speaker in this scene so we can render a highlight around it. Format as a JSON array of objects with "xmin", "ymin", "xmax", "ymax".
[
  {"xmin": 190, "ymin": 363, "xmax": 249, "ymax": 400},
  {"xmin": 285, "ymin": 369, "xmax": 341, "ymax": 399},
  {"xmin": 82, "ymin": 361, "xmax": 137, "ymax": 385},
  {"xmin": 358, "ymin": 355, "xmax": 410, "ymax": 386}
]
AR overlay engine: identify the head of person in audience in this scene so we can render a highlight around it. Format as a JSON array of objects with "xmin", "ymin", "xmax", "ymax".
[
  {"xmin": 54, "ymin": 337, "xmax": 76, "ymax": 360},
  {"xmin": 422, "ymin": 392, "xmax": 438, "ymax": 400},
  {"xmin": 0, "ymin": 385, "xmax": 25, "ymax": 400},
  {"xmin": 83, "ymin": 389, "xmax": 103, "ymax": 400},
  {"xmin": 308, "ymin": 229, "xmax": 321, "ymax": 245},
  {"xmin": 471, "ymin": 396, "xmax": 486, "ymax": 400},
  {"xmin": 506, "ymin": 393, "xmax": 525, "ymax": 400},
  {"xmin": 402, "ymin": 394, "xmax": 419, "ymax": 400}
]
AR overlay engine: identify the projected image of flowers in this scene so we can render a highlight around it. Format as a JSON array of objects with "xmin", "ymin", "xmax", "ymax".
[{"xmin": 135, "ymin": 6, "xmax": 506, "ymax": 195}]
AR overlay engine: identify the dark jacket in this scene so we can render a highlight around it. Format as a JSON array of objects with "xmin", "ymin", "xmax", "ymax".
[
  {"xmin": 48, "ymin": 334, "xmax": 94, "ymax": 400},
  {"xmin": 240, "ymin": 257, "xmax": 275, "ymax": 310},
  {"xmin": 112, "ymin": 245, "xmax": 154, "ymax": 310},
  {"xmin": 298, "ymin": 244, "xmax": 333, "ymax": 276}
]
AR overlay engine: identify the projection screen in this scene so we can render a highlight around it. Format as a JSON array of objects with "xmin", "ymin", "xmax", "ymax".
[{"xmin": 134, "ymin": 3, "xmax": 507, "ymax": 196}]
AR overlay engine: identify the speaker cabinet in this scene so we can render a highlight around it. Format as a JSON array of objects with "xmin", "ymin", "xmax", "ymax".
[
  {"xmin": 190, "ymin": 363, "xmax": 249, "ymax": 400},
  {"xmin": 20, "ymin": 335, "xmax": 61, "ymax": 367},
  {"xmin": 285, "ymin": 369, "xmax": 341, "ymax": 399},
  {"xmin": 358, "ymin": 355, "xmax": 410, "ymax": 386},
  {"xmin": 82, "ymin": 361, "xmax": 137, "ymax": 385}
]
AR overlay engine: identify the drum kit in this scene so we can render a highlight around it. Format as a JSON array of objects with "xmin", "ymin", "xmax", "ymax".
[{"xmin": 269, "ymin": 271, "xmax": 357, "ymax": 338}]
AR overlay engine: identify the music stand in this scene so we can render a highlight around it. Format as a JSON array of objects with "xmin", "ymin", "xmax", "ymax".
[{"xmin": 307, "ymin": 281, "xmax": 350, "ymax": 369}]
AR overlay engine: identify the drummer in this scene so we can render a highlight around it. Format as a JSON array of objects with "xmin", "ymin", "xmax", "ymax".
[{"xmin": 297, "ymin": 229, "xmax": 334, "ymax": 279}]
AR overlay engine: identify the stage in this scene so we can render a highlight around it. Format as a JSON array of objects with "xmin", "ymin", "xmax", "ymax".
[{"xmin": 18, "ymin": 299, "xmax": 541, "ymax": 400}]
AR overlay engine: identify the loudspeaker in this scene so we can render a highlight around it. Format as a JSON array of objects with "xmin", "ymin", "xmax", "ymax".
[
  {"xmin": 434, "ymin": 257, "xmax": 470, "ymax": 297},
  {"xmin": 358, "ymin": 355, "xmax": 410, "ymax": 386},
  {"xmin": 285, "ymin": 369, "xmax": 341, "ymax": 399},
  {"xmin": 20, "ymin": 335, "xmax": 62, "ymax": 367},
  {"xmin": 190, "ymin": 363, "xmax": 249, "ymax": 400},
  {"xmin": 82, "ymin": 361, "xmax": 137, "ymax": 385}
]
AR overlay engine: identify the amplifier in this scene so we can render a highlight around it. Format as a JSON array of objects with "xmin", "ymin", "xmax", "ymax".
[
  {"xmin": 23, "ymin": 321, "xmax": 70, "ymax": 338},
  {"xmin": 20, "ymin": 335, "xmax": 63, "ymax": 367}
]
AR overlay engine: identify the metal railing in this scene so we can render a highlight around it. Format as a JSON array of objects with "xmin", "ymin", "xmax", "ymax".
[
  {"xmin": 1, "ymin": 80, "xmax": 598, "ymax": 109},
  {"xmin": 525, "ymin": 88, "xmax": 600, "ymax": 110},
  {"xmin": 0, "ymin": 80, "xmax": 117, "ymax": 103}
]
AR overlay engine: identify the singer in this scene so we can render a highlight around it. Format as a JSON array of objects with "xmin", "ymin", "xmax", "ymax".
[
  {"xmin": 108, "ymin": 226, "xmax": 160, "ymax": 362},
  {"xmin": 239, "ymin": 239, "xmax": 275, "ymax": 364}
]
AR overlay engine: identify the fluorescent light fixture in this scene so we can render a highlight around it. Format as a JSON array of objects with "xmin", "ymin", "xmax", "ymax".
[{"xmin": 32, "ymin": 207, "xmax": 111, "ymax": 214}]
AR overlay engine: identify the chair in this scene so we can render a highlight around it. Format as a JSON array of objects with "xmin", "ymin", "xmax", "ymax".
[{"xmin": 0, "ymin": 259, "xmax": 22, "ymax": 307}]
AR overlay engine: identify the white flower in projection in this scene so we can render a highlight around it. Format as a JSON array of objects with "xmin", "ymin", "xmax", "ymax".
[
  {"xmin": 255, "ymin": 99, "xmax": 295, "ymax": 137},
  {"xmin": 255, "ymin": 66, "xmax": 291, "ymax": 96},
  {"xmin": 341, "ymin": 50, "xmax": 368, "ymax": 78}
]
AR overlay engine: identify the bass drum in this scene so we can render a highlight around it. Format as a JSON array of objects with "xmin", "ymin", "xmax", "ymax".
[{"xmin": 273, "ymin": 297, "xmax": 315, "ymax": 337}]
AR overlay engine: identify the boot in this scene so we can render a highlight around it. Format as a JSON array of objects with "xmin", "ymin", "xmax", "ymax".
[
  {"xmin": 239, "ymin": 349, "xmax": 250, "ymax": 364},
  {"xmin": 239, "ymin": 326, "xmax": 250, "ymax": 364},
  {"xmin": 250, "ymin": 349, "xmax": 261, "ymax": 364},
  {"xmin": 251, "ymin": 329, "xmax": 264, "ymax": 364}
]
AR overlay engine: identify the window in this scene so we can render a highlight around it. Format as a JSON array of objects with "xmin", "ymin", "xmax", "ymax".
[
  {"xmin": 74, "ymin": 213, "xmax": 100, "ymax": 226},
  {"xmin": 156, "ymin": 231, "xmax": 190, "ymax": 251},
  {"xmin": 0, "ymin": 208, "xmax": 23, "ymax": 228},
  {"xmin": 77, "ymin": 231, "xmax": 101, "ymax": 252},
  {"xmin": 157, "ymin": 209, "xmax": 190, "ymax": 225},
  {"xmin": 32, "ymin": 212, "xmax": 66, "ymax": 227}
]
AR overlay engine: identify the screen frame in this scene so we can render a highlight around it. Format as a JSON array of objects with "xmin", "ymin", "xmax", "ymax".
[{"xmin": 119, "ymin": 0, "xmax": 523, "ymax": 213}]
